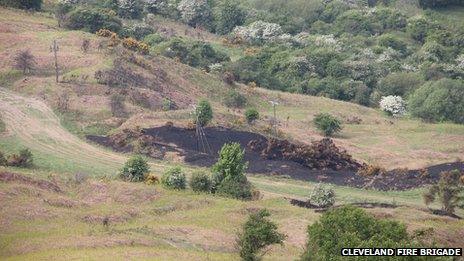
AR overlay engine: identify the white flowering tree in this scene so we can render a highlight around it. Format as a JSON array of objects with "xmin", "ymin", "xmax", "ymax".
[
  {"xmin": 232, "ymin": 21, "xmax": 283, "ymax": 44},
  {"xmin": 144, "ymin": 0, "xmax": 169, "ymax": 14},
  {"xmin": 379, "ymin": 95, "xmax": 406, "ymax": 116},
  {"xmin": 177, "ymin": 0, "xmax": 212, "ymax": 28},
  {"xmin": 118, "ymin": 0, "xmax": 142, "ymax": 18}
]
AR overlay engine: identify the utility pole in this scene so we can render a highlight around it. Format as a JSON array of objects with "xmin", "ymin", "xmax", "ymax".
[{"xmin": 50, "ymin": 40, "xmax": 59, "ymax": 83}]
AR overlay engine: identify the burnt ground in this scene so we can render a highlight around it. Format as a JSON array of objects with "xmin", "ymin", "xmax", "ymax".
[{"xmin": 87, "ymin": 126, "xmax": 464, "ymax": 191}]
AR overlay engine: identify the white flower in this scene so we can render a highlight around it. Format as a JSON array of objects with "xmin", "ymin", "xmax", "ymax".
[
  {"xmin": 456, "ymin": 54, "xmax": 464, "ymax": 70},
  {"xmin": 177, "ymin": 0, "xmax": 211, "ymax": 26},
  {"xmin": 232, "ymin": 20, "xmax": 283, "ymax": 44},
  {"xmin": 379, "ymin": 95, "xmax": 406, "ymax": 116}
]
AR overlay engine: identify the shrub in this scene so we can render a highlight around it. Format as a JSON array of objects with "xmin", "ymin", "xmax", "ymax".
[
  {"xmin": 177, "ymin": 0, "xmax": 213, "ymax": 29},
  {"xmin": 122, "ymin": 37, "xmax": 149, "ymax": 54},
  {"xmin": 212, "ymin": 142, "xmax": 253, "ymax": 200},
  {"xmin": 423, "ymin": 169, "xmax": 464, "ymax": 215},
  {"xmin": 194, "ymin": 99, "xmax": 213, "ymax": 127},
  {"xmin": 378, "ymin": 72, "xmax": 423, "ymax": 97},
  {"xmin": 244, "ymin": 108, "xmax": 259, "ymax": 124},
  {"xmin": 313, "ymin": 113, "xmax": 342, "ymax": 137},
  {"xmin": 223, "ymin": 90, "xmax": 247, "ymax": 108},
  {"xmin": 378, "ymin": 34, "xmax": 407, "ymax": 53},
  {"xmin": 64, "ymin": 8, "xmax": 122, "ymax": 33},
  {"xmin": 12, "ymin": 50, "xmax": 36, "ymax": 75},
  {"xmin": 7, "ymin": 149, "xmax": 33, "ymax": 168},
  {"xmin": 357, "ymin": 165, "xmax": 386, "ymax": 177},
  {"xmin": 408, "ymin": 79, "xmax": 464, "ymax": 124},
  {"xmin": 237, "ymin": 209, "xmax": 285, "ymax": 261},
  {"xmin": 117, "ymin": 0, "xmax": 142, "ymax": 19},
  {"xmin": 143, "ymin": 33, "xmax": 166, "ymax": 46},
  {"xmin": 222, "ymin": 71, "xmax": 235, "ymax": 85},
  {"xmin": 215, "ymin": 0, "xmax": 246, "ymax": 35},
  {"xmin": 301, "ymin": 206, "xmax": 417, "ymax": 260},
  {"xmin": 120, "ymin": 155, "xmax": 150, "ymax": 182},
  {"xmin": 145, "ymin": 173, "xmax": 160, "ymax": 185},
  {"xmin": 0, "ymin": 0, "xmax": 42, "ymax": 10},
  {"xmin": 189, "ymin": 171, "xmax": 212, "ymax": 193},
  {"xmin": 161, "ymin": 166, "xmax": 186, "ymax": 189},
  {"xmin": 120, "ymin": 23, "xmax": 154, "ymax": 40},
  {"xmin": 309, "ymin": 184, "xmax": 335, "ymax": 208},
  {"xmin": 379, "ymin": 95, "xmax": 406, "ymax": 116}
]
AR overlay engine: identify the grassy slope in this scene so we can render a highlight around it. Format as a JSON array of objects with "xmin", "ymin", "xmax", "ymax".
[{"xmin": 0, "ymin": 6, "xmax": 463, "ymax": 260}]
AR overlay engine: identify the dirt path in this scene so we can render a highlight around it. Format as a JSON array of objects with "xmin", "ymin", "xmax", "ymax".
[{"xmin": 0, "ymin": 89, "xmax": 165, "ymax": 174}]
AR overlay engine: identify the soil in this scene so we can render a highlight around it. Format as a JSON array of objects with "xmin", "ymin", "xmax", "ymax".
[{"xmin": 87, "ymin": 126, "xmax": 464, "ymax": 191}]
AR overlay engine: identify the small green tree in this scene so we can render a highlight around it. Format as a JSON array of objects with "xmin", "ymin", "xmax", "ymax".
[
  {"xmin": 120, "ymin": 155, "xmax": 150, "ymax": 182},
  {"xmin": 195, "ymin": 99, "xmax": 213, "ymax": 127},
  {"xmin": 245, "ymin": 108, "xmax": 259, "ymax": 124},
  {"xmin": 224, "ymin": 90, "xmax": 247, "ymax": 108},
  {"xmin": 161, "ymin": 166, "xmax": 186, "ymax": 190},
  {"xmin": 237, "ymin": 209, "xmax": 285, "ymax": 261},
  {"xmin": 0, "ymin": 150, "xmax": 7, "ymax": 166},
  {"xmin": 309, "ymin": 184, "xmax": 335, "ymax": 208},
  {"xmin": 212, "ymin": 142, "xmax": 252, "ymax": 199},
  {"xmin": 215, "ymin": 0, "xmax": 246, "ymax": 34},
  {"xmin": 313, "ymin": 113, "xmax": 342, "ymax": 137},
  {"xmin": 189, "ymin": 171, "xmax": 212, "ymax": 192},
  {"xmin": 423, "ymin": 170, "xmax": 464, "ymax": 215},
  {"xmin": 301, "ymin": 206, "xmax": 418, "ymax": 261}
]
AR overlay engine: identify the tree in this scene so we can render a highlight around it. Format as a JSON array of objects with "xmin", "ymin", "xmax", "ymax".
[
  {"xmin": 379, "ymin": 95, "xmax": 406, "ymax": 117},
  {"xmin": 301, "ymin": 206, "xmax": 420, "ymax": 261},
  {"xmin": 309, "ymin": 184, "xmax": 335, "ymax": 208},
  {"xmin": 195, "ymin": 99, "xmax": 213, "ymax": 126},
  {"xmin": 12, "ymin": 50, "xmax": 36, "ymax": 75},
  {"xmin": 237, "ymin": 209, "xmax": 285, "ymax": 261},
  {"xmin": 117, "ymin": 0, "xmax": 142, "ymax": 19},
  {"xmin": 177, "ymin": 0, "xmax": 213, "ymax": 29},
  {"xmin": 215, "ymin": 0, "xmax": 246, "ymax": 35},
  {"xmin": 408, "ymin": 79, "xmax": 464, "ymax": 124},
  {"xmin": 378, "ymin": 72, "xmax": 423, "ymax": 97},
  {"xmin": 64, "ymin": 7, "xmax": 122, "ymax": 33},
  {"xmin": 161, "ymin": 166, "xmax": 187, "ymax": 189},
  {"xmin": 423, "ymin": 170, "xmax": 464, "ymax": 215},
  {"xmin": 313, "ymin": 113, "xmax": 342, "ymax": 137},
  {"xmin": 120, "ymin": 155, "xmax": 150, "ymax": 182},
  {"xmin": 212, "ymin": 142, "xmax": 252, "ymax": 199}
]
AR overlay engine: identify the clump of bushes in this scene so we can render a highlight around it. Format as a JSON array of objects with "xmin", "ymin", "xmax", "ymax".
[
  {"xmin": 120, "ymin": 155, "xmax": 150, "ymax": 182},
  {"xmin": 63, "ymin": 7, "xmax": 122, "ymax": 33},
  {"xmin": 122, "ymin": 37, "xmax": 149, "ymax": 54},
  {"xmin": 0, "ymin": 0, "xmax": 42, "ymax": 10},
  {"xmin": 309, "ymin": 184, "xmax": 335, "ymax": 208},
  {"xmin": 194, "ymin": 99, "xmax": 213, "ymax": 127},
  {"xmin": 237, "ymin": 209, "xmax": 285, "ymax": 261},
  {"xmin": 244, "ymin": 108, "xmax": 259, "ymax": 124},
  {"xmin": 0, "ymin": 149, "xmax": 34, "ymax": 168},
  {"xmin": 223, "ymin": 90, "xmax": 247, "ymax": 108},
  {"xmin": 301, "ymin": 206, "xmax": 418, "ymax": 260},
  {"xmin": 423, "ymin": 169, "xmax": 464, "ymax": 215},
  {"xmin": 189, "ymin": 171, "xmax": 212, "ymax": 193},
  {"xmin": 161, "ymin": 166, "xmax": 186, "ymax": 190},
  {"xmin": 409, "ymin": 79, "xmax": 464, "ymax": 124},
  {"xmin": 313, "ymin": 113, "xmax": 342, "ymax": 137},
  {"xmin": 212, "ymin": 142, "xmax": 254, "ymax": 200}
]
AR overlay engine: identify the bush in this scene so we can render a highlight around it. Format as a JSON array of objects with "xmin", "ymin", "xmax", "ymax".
[
  {"xmin": 12, "ymin": 50, "xmax": 36, "ymax": 75},
  {"xmin": 117, "ymin": 0, "xmax": 142, "ymax": 19},
  {"xmin": 212, "ymin": 142, "xmax": 253, "ymax": 200},
  {"xmin": 161, "ymin": 166, "xmax": 186, "ymax": 190},
  {"xmin": 120, "ymin": 155, "xmax": 150, "ymax": 182},
  {"xmin": 378, "ymin": 72, "xmax": 423, "ymax": 97},
  {"xmin": 145, "ymin": 173, "xmax": 160, "ymax": 185},
  {"xmin": 309, "ymin": 184, "xmax": 335, "ymax": 208},
  {"xmin": 423, "ymin": 169, "xmax": 464, "ymax": 215},
  {"xmin": 143, "ymin": 33, "xmax": 166, "ymax": 46},
  {"xmin": 194, "ymin": 99, "xmax": 213, "ymax": 127},
  {"xmin": 378, "ymin": 34, "xmax": 407, "ymax": 53},
  {"xmin": 177, "ymin": 0, "xmax": 213, "ymax": 29},
  {"xmin": 122, "ymin": 37, "xmax": 149, "ymax": 54},
  {"xmin": 215, "ymin": 0, "xmax": 246, "ymax": 35},
  {"xmin": 301, "ymin": 206, "xmax": 418, "ymax": 260},
  {"xmin": 313, "ymin": 113, "xmax": 342, "ymax": 137},
  {"xmin": 244, "ymin": 108, "xmax": 259, "ymax": 124},
  {"xmin": 64, "ymin": 8, "xmax": 122, "ymax": 33},
  {"xmin": 189, "ymin": 171, "xmax": 212, "ymax": 193},
  {"xmin": 223, "ymin": 90, "xmax": 247, "ymax": 108},
  {"xmin": 0, "ymin": 0, "xmax": 42, "ymax": 10},
  {"xmin": 120, "ymin": 23, "xmax": 154, "ymax": 40},
  {"xmin": 408, "ymin": 79, "xmax": 464, "ymax": 124},
  {"xmin": 379, "ymin": 95, "xmax": 406, "ymax": 116},
  {"xmin": 7, "ymin": 149, "xmax": 33, "ymax": 168},
  {"xmin": 238, "ymin": 209, "xmax": 285, "ymax": 261}
]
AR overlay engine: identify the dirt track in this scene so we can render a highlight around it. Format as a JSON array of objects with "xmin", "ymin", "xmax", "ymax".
[{"xmin": 0, "ymin": 88, "xmax": 165, "ymax": 174}]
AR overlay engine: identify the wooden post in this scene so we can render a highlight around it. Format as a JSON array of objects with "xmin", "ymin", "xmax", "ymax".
[{"xmin": 51, "ymin": 40, "xmax": 59, "ymax": 83}]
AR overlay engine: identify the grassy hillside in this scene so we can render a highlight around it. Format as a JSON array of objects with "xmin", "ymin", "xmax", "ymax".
[{"xmin": 0, "ymin": 4, "xmax": 464, "ymax": 260}]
